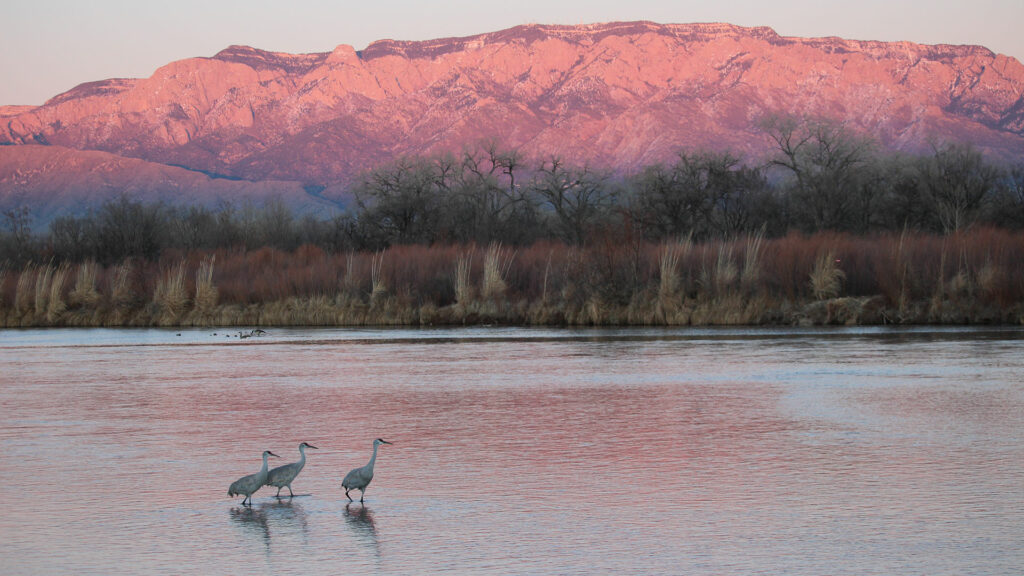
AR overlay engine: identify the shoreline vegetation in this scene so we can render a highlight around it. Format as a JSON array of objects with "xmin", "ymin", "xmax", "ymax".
[
  {"xmin": 3, "ymin": 120, "xmax": 1024, "ymax": 328},
  {"xmin": 2, "ymin": 229, "xmax": 1022, "ymax": 328}
]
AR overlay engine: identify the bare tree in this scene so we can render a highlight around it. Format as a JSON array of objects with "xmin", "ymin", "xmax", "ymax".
[
  {"xmin": 916, "ymin": 142, "xmax": 1001, "ymax": 233},
  {"xmin": 630, "ymin": 159, "xmax": 706, "ymax": 240},
  {"xmin": 630, "ymin": 150, "xmax": 773, "ymax": 240},
  {"xmin": 2, "ymin": 206, "xmax": 34, "ymax": 264},
  {"xmin": 991, "ymin": 165, "xmax": 1024, "ymax": 228},
  {"xmin": 455, "ymin": 142, "xmax": 534, "ymax": 243},
  {"xmin": 763, "ymin": 115, "xmax": 874, "ymax": 232},
  {"xmin": 530, "ymin": 157, "xmax": 614, "ymax": 245}
]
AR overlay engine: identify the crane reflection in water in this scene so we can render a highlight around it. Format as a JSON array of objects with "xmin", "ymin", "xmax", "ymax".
[
  {"xmin": 229, "ymin": 499, "xmax": 310, "ymax": 551},
  {"xmin": 344, "ymin": 502, "xmax": 380, "ymax": 556}
]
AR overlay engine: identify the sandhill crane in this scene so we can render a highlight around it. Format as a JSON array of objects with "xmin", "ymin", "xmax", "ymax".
[
  {"xmin": 228, "ymin": 450, "xmax": 279, "ymax": 506},
  {"xmin": 266, "ymin": 442, "xmax": 318, "ymax": 498},
  {"xmin": 342, "ymin": 439, "xmax": 392, "ymax": 503}
]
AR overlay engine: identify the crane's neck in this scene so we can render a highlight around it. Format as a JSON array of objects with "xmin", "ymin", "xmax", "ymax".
[
  {"xmin": 259, "ymin": 453, "xmax": 271, "ymax": 475},
  {"xmin": 366, "ymin": 443, "xmax": 379, "ymax": 472},
  {"xmin": 297, "ymin": 445, "xmax": 307, "ymax": 467}
]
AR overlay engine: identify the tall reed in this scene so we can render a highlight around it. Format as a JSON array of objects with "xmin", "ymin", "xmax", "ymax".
[
  {"xmin": 14, "ymin": 264, "xmax": 35, "ymax": 319},
  {"xmin": 46, "ymin": 263, "xmax": 71, "ymax": 323},
  {"xmin": 109, "ymin": 259, "xmax": 137, "ymax": 324},
  {"xmin": 742, "ymin": 227, "xmax": 766, "ymax": 294},
  {"xmin": 0, "ymin": 264, "xmax": 6, "ymax": 312},
  {"xmin": 33, "ymin": 263, "xmax": 54, "ymax": 319},
  {"xmin": 658, "ymin": 238, "xmax": 691, "ymax": 301},
  {"xmin": 154, "ymin": 261, "xmax": 188, "ymax": 325},
  {"xmin": 709, "ymin": 244, "xmax": 738, "ymax": 295},
  {"xmin": 371, "ymin": 250, "xmax": 387, "ymax": 303},
  {"xmin": 541, "ymin": 249, "xmax": 554, "ymax": 305},
  {"xmin": 69, "ymin": 261, "xmax": 102, "ymax": 309},
  {"xmin": 810, "ymin": 251, "xmax": 845, "ymax": 300},
  {"xmin": 482, "ymin": 243, "xmax": 515, "ymax": 301},
  {"xmin": 342, "ymin": 251, "xmax": 360, "ymax": 297},
  {"xmin": 656, "ymin": 237, "xmax": 693, "ymax": 322},
  {"xmin": 194, "ymin": 255, "xmax": 218, "ymax": 317},
  {"xmin": 892, "ymin": 229, "xmax": 912, "ymax": 314},
  {"xmin": 453, "ymin": 250, "xmax": 473, "ymax": 305},
  {"xmin": 1, "ymin": 229, "xmax": 1021, "ymax": 327}
]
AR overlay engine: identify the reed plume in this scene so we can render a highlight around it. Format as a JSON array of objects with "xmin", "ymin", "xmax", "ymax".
[
  {"xmin": 810, "ymin": 251, "xmax": 845, "ymax": 300},
  {"xmin": 194, "ymin": 255, "xmax": 218, "ymax": 316},
  {"xmin": 371, "ymin": 250, "xmax": 387, "ymax": 304},
  {"xmin": 46, "ymin": 262, "xmax": 71, "ymax": 323},
  {"xmin": 155, "ymin": 261, "xmax": 189, "ymax": 325},
  {"xmin": 69, "ymin": 261, "xmax": 102, "ymax": 309},
  {"xmin": 742, "ymin": 227, "xmax": 766, "ymax": 293},
  {"xmin": 14, "ymin": 264, "xmax": 35, "ymax": 318},
  {"xmin": 454, "ymin": 250, "xmax": 474, "ymax": 305},
  {"xmin": 33, "ymin": 263, "xmax": 54, "ymax": 319},
  {"xmin": 482, "ymin": 243, "xmax": 514, "ymax": 301}
]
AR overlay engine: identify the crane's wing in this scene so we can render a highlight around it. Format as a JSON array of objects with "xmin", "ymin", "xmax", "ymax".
[
  {"xmin": 266, "ymin": 462, "xmax": 299, "ymax": 484},
  {"xmin": 229, "ymin": 472, "xmax": 258, "ymax": 495},
  {"xmin": 342, "ymin": 465, "xmax": 371, "ymax": 488}
]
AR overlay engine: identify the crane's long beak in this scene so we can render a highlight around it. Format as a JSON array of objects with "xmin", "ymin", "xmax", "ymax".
[
  {"xmin": 307, "ymin": 444, "xmax": 319, "ymax": 449},
  {"xmin": 380, "ymin": 439, "xmax": 393, "ymax": 445},
  {"xmin": 268, "ymin": 451, "xmax": 280, "ymax": 458}
]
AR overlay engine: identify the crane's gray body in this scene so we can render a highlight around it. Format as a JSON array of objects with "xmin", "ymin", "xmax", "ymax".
[
  {"xmin": 266, "ymin": 442, "xmax": 317, "ymax": 497},
  {"xmin": 342, "ymin": 439, "xmax": 391, "ymax": 502},
  {"xmin": 228, "ymin": 450, "xmax": 278, "ymax": 506}
]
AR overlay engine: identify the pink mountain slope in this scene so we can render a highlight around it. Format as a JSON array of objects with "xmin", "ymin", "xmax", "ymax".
[{"xmin": 3, "ymin": 21, "xmax": 1023, "ymax": 216}]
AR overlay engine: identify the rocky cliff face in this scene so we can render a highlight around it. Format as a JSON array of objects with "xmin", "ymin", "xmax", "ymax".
[{"xmin": 3, "ymin": 21, "xmax": 1024, "ymax": 216}]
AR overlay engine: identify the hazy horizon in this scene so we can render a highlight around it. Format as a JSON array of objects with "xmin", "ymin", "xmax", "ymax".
[{"xmin": 3, "ymin": 0, "xmax": 1022, "ymax": 106}]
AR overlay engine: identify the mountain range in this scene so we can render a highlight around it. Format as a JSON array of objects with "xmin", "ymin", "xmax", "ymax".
[{"xmin": 3, "ymin": 21, "xmax": 1024, "ymax": 225}]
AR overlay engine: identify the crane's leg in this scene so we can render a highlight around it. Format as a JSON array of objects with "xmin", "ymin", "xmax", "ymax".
[
  {"xmin": 287, "ymin": 485, "xmax": 294, "ymax": 498},
  {"xmin": 359, "ymin": 488, "xmax": 366, "ymax": 503},
  {"xmin": 275, "ymin": 487, "xmax": 282, "ymax": 498},
  {"xmin": 345, "ymin": 488, "xmax": 353, "ymax": 502}
]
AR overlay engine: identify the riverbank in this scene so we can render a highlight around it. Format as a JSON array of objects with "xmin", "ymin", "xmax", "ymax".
[{"xmin": 3, "ymin": 230, "xmax": 1023, "ymax": 328}]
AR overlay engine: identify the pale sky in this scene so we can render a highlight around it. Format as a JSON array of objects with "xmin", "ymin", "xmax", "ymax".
[{"xmin": 2, "ymin": 0, "xmax": 1021, "ymax": 105}]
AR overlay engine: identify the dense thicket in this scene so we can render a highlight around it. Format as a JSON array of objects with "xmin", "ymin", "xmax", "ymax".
[
  {"xmin": 1, "ymin": 119, "xmax": 1023, "ymax": 327},
  {"xmin": 3, "ymin": 120, "xmax": 1023, "ymax": 265}
]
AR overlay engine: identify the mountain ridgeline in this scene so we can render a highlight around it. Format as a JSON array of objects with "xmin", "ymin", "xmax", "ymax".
[{"xmin": 2, "ymin": 21, "xmax": 1024, "ymax": 225}]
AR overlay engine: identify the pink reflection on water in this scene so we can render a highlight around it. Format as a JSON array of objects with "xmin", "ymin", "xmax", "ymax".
[{"xmin": 1, "ymin": 328, "xmax": 1022, "ymax": 575}]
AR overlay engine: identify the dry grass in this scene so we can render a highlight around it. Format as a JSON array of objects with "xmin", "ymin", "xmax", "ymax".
[
  {"xmin": 110, "ymin": 260, "xmax": 136, "ymax": 315},
  {"xmin": 454, "ymin": 250, "xmax": 474, "ymax": 305},
  {"xmin": 371, "ymin": 250, "xmax": 387, "ymax": 304},
  {"xmin": 658, "ymin": 238, "xmax": 690, "ymax": 299},
  {"xmin": 890, "ymin": 230, "xmax": 912, "ymax": 314},
  {"xmin": 976, "ymin": 260, "xmax": 1004, "ymax": 302},
  {"xmin": 809, "ymin": 251, "xmax": 846, "ymax": 300},
  {"xmin": 342, "ymin": 252, "xmax": 360, "ymax": 296},
  {"xmin": 706, "ymin": 245, "xmax": 738, "ymax": 296},
  {"xmin": 2, "ymin": 229, "xmax": 1023, "ymax": 327},
  {"xmin": 656, "ymin": 237, "xmax": 692, "ymax": 322},
  {"xmin": 482, "ymin": 243, "xmax": 515, "ymax": 301},
  {"xmin": 33, "ymin": 263, "xmax": 54, "ymax": 319},
  {"xmin": 46, "ymin": 263, "xmax": 71, "ymax": 323},
  {"xmin": 742, "ymin": 227, "xmax": 766, "ymax": 293},
  {"xmin": 154, "ymin": 261, "xmax": 189, "ymax": 325},
  {"xmin": 69, "ymin": 261, "xmax": 102, "ymax": 309},
  {"xmin": 14, "ymin": 265, "xmax": 35, "ymax": 320},
  {"xmin": 194, "ymin": 255, "xmax": 218, "ymax": 318}
]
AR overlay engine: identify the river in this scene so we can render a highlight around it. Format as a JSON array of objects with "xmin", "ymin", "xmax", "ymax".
[{"xmin": 1, "ymin": 326, "xmax": 1021, "ymax": 575}]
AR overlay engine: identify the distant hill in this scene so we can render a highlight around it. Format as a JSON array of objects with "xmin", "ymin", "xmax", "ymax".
[
  {"xmin": 0, "ymin": 145, "xmax": 339, "ymax": 227},
  {"xmin": 3, "ymin": 21, "xmax": 1024, "ymax": 224}
]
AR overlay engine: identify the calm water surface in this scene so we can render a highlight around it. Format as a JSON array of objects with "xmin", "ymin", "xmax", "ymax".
[{"xmin": 0, "ymin": 326, "xmax": 1022, "ymax": 575}]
